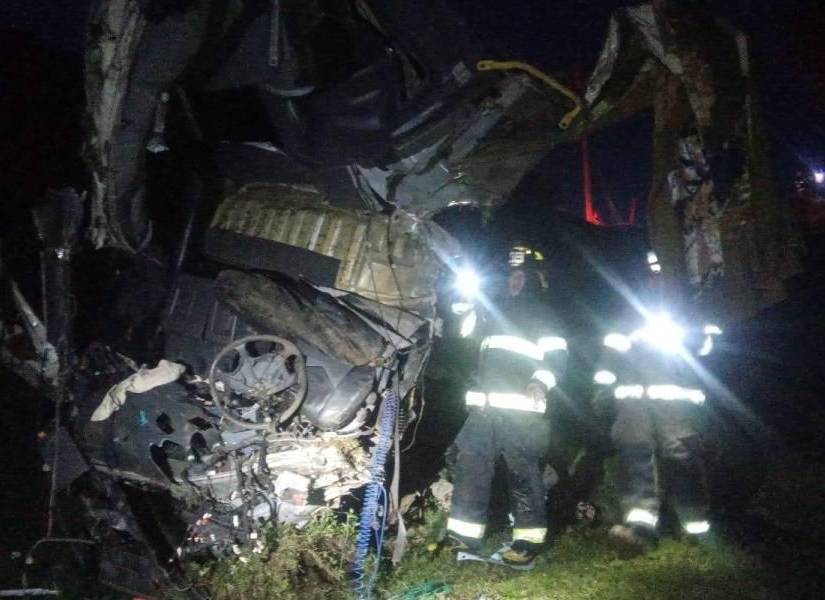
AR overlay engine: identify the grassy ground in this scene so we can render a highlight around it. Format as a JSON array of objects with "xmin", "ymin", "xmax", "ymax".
[
  {"xmin": 199, "ymin": 507, "xmax": 778, "ymax": 600},
  {"xmin": 193, "ymin": 455, "xmax": 825, "ymax": 600},
  {"xmin": 379, "ymin": 457, "xmax": 825, "ymax": 600},
  {"xmin": 382, "ymin": 529, "xmax": 772, "ymax": 600},
  {"xmin": 195, "ymin": 512, "xmax": 359, "ymax": 600}
]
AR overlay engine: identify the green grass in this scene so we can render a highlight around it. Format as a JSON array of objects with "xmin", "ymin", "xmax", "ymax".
[
  {"xmin": 193, "ymin": 510, "xmax": 775, "ymax": 600},
  {"xmin": 381, "ymin": 527, "xmax": 773, "ymax": 600},
  {"xmin": 195, "ymin": 511, "xmax": 359, "ymax": 600},
  {"xmin": 191, "ymin": 459, "xmax": 825, "ymax": 600}
]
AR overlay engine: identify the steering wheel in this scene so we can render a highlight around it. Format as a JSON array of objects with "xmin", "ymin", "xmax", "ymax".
[{"xmin": 208, "ymin": 335, "xmax": 307, "ymax": 430}]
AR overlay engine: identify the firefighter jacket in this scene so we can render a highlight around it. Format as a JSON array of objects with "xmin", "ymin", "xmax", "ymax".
[
  {"xmin": 592, "ymin": 312, "xmax": 718, "ymax": 535},
  {"xmin": 464, "ymin": 294, "xmax": 568, "ymax": 414},
  {"xmin": 593, "ymin": 313, "xmax": 722, "ymax": 405}
]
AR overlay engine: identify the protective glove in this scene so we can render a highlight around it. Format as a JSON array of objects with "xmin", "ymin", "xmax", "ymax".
[{"xmin": 591, "ymin": 387, "xmax": 615, "ymax": 418}]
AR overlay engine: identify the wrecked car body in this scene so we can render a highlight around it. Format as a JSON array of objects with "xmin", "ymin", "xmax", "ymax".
[
  {"xmin": 84, "ymin": 0, "xmax": 578, "ymax": 251},
  {"xmin": 1, "ymin": 0, "xmax": 582, "ymax": 593},
  {"xmin": 28, "ymin": 184, "xmax": 455, "ymax": 593},
  {"xmin": 579, "ymin": 1, "xmax": 803, "ymax": 321}
]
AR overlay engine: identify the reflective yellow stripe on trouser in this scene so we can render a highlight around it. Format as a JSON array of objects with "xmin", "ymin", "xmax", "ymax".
[
  {"xmin": 447, "ymin": 517, "xmax": 486, "ymax": 539},
  {"xmin": 513, "ymin": 527, "xmax": 547, "ymax": 544},
  {"xmin": 684, "ymin": 520, "xmax": 710, "ymax": 535}
]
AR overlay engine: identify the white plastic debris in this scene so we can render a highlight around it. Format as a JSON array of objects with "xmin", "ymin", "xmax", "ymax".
[
  {"xmin": 429, "ymin": 478, "xmax": 453, "ymax": 511},
  {"xmin": 91, "ymin": 360, "xmax": 186, "ymax": 421},
  {"xmin": 274, "ymin": 471, "xmax": 310, "ymax": 496}
]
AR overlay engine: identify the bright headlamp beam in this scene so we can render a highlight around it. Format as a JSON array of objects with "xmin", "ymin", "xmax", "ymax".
[
  {"xmin": 814, "ymin": 170, "xmax": 824, "ymax": 185},
  {"xmin": 635, "ymin": 313, "xmax": 685, "ymax": 354},
  {"xmin": 454, "ymin": 268, "xmax": 481, "ymax": 298}
]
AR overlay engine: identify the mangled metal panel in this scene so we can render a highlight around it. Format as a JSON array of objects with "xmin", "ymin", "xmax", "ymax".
[
  {"xmin": 584, "ymin": 1, "xmax": 803, "ymax": 322},
  {"xmin": 83, "ymin": 0, "xmax": 577, "ymax": 248},
  {"xmin": 84, "ymin": 0, "xmax": 211, "ymax": 250},
  {"xmin": 209, "ymin": 183, "xmax": 459, "ymax": 314},
  {"xmin": 84, "ymin": 0, "xmax": 147, "ymax": 249},
  {"xmin": 215, "ymin": 270, "xmax": 389, "ymax": 367},
  {"xmin": 354, "ymin": 72, "xmax": 574, "ymax": 217}
]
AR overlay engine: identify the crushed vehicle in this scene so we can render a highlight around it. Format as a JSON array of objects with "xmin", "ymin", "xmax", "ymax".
[
  {"xmin": 0, "ymin": 0, "xmax": 803, "ymax": 597},
  {"xmin": 2, "ymin": 0, "xmax": 580, "ymax": 595}
]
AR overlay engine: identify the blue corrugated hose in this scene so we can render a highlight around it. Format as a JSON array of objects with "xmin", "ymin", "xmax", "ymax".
[{"xmin": 353, "ymin": 390, "xmax": 397, "ymax": 599}]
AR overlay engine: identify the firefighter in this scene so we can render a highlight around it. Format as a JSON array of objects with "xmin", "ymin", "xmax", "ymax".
[
  {"xmin": 446, "ymin": 249, "xmax": 568, "ymax": 567},
  {"xmin": 593, "ymin": 251, "xmax": 720, "ymax": 550}
]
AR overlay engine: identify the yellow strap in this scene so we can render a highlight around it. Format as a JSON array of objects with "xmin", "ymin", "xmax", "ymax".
[{"xmin": 476, "ymin": 59, "xmax": 582, "ymax": 130}]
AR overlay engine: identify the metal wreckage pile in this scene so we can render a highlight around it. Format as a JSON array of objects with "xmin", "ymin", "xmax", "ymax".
[{"xmin": 0, "ymin": 0, "xmax": 801, "ymax": 597}]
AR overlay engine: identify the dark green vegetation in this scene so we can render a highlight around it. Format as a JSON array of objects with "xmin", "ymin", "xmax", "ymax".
[
  {"xmin": 191, "ymin": 457, "xmax": 825, "ymax": 600},
  {"xmin": 196, "ymin": 513, "xmax": 359, "ymax": 600},
  {"xmin": 385, "ymin": 529, "xmax": 768, "ymax": 600}
]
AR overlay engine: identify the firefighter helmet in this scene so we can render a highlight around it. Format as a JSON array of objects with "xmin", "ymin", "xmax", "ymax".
[
  {"xmin": 508, "ymin": 245, "xmax": 544, "ymax": 268},
  {"xmin": 508, "ymin": 245, "xmax": 547, "ymax": 290}
]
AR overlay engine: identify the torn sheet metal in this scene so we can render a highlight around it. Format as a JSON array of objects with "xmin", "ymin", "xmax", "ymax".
[
  {"xmin": 585, "ymin": 16, "xmax": 622, "ymax": 105},
  {"xmin": 355, "ymin": 74, "xmax": 539, "ymax": 215},
  {"xmin": 354, "ymin": 70, "xmax": 577, "ymax": 217},
  {"xmin": 39, "ymin": 427, "xmax": 89, "ymax": 491},
  {"xmin": 584, "ymin": 1, "xmax": 803, "ymax": 321},
  {"xmin": 84, "ymin": 0, "xmax": 147, "ymax": 249},
  {"xmin": 667, "ymin": 134, "xmax": 724, "ymax": 290},
  {"xmin": 84, "ymin": 0, "xmax": 209, "ymax": 250},
  {"xmin": 1, "ymin": 282, "xmax": 59, "ymax": 387},
  {"xmin": 83, "ymin": 0, "xmax": 572, "ymax": 244},
  {"xmin": 215, "ymin": 270, "xmax": 388, "ymax": 366}
]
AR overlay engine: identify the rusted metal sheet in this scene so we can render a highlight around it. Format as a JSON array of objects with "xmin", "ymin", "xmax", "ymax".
[
  {"xmin": 585, "ymin": 1, "xmax": 804, "ymax": 322},
  {"xmin": 210, "ymin": 184, "xmax": 457, "ymax": 312}
]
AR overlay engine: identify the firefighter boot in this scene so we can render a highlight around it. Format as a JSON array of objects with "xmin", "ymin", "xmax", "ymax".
[
  {"xmin": 444, "ymin": 532, "xmax": 482, "ymax": 555},
  {"xmin": 501, "ymin": 540, "xmax": 541, "ymax": 567},
  {"xmin": 609, "ymin": 524, "xmax": 659, "ymax": 554}
]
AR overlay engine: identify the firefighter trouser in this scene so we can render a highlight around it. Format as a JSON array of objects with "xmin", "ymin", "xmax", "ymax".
[
  {"xmin": 611, "ymin": 399, "xmax": 710, "ymax": 533},
  {"xmin": 448, "ymin": 409, "xmax": 550, "ymax": 544}
]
